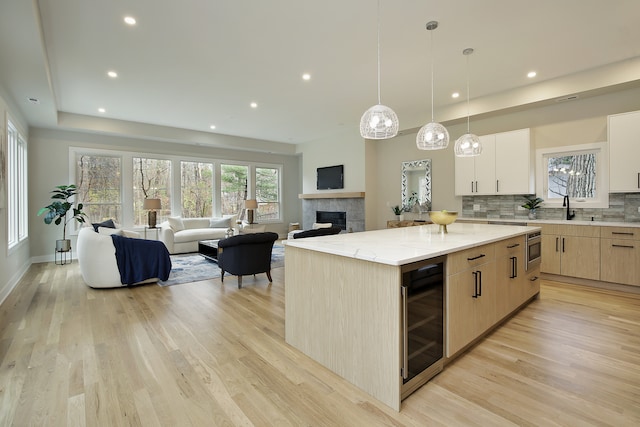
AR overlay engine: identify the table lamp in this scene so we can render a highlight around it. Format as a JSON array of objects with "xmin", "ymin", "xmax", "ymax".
[
  {"xmin": 245, "ymin": 199, "xmax": 258, "ymax": 224},
  {"xmin": 143, "ymin": 198, "xmax": 161, "ymax": 228}
]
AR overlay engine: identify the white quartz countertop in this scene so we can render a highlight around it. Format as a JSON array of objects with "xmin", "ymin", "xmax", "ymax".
[
  {"xmin": 457, "ymin": 217, "xmax": 640, "ymax": 228},
  {"xmin": 285, "ymin": 223, "xmax": 540, "ymax": 266}
]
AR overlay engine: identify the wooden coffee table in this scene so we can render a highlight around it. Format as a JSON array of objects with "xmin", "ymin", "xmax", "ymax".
[{"xmin": 198, "ymin": 239, "xmax": 220, "ymax": 262}]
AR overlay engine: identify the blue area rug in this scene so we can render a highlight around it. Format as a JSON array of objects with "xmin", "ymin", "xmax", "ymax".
[{"xmin": 159, "ymin": 244, "xmax": 284, "ymax": 286}]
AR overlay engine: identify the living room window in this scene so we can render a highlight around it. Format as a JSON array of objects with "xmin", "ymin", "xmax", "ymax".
[
  {"xmin": 220, "ymin": 164, "xmax": 248, "ymax": 217},
  {"xmin": 7, "ymin": 120, "xmax": 28, "ymax": 249},
  {"xmin": 536, "ymin": 142, "xmax": 609, "ymax": 208},
  {"xmin": 76, "ymin": 154, "xmax": 122, "ymax": 224},
  {"xmin": 256, "ymin": 166, "xmax": 280, "ymax": 221},
  {"xmin": 181, "ymin": 161, "xmax": 213, "ymax": 217},
  {"xmin": 133, "ymin": 157, "xmax": 171, "ymax": 226}
]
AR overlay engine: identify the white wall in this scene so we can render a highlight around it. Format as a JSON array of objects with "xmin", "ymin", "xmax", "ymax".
[{"xmin": 29, "ymin": 128, "xmax": 301, "ymax": 259}]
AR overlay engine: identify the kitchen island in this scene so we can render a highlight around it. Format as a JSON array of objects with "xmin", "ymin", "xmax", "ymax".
[{"xmin": 284, "ymin": 222, "xmax": 541, "ymax": 411}]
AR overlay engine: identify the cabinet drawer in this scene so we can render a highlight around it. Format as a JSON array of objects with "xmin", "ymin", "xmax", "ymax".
[
  {"xmin": 600, "ymin": 226, "xmax": 640, "ymax": 241},
  {"xmin": 448, "ymin": 243, "xmax": 495, "ymax": 275},
  {"xmin": 495, "ymin": 235, "xmax": 525, "ymax": 258},
  {"xmin": 540, "ymin": 224, "xmax": 600, "ymax": 238}
]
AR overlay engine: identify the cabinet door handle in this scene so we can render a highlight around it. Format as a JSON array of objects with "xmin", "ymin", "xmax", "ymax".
[
  {"xmin": 555, "ymin": 237, "xmax": 559, "ymax": 252},
  {"xmin": 467, "ymin": 254, "xmax": 486, "ymax": 261},
  {"xmin": 478, "ymin": 270, "xmax": 482, "ymax": 296},
  {"xmin": 510, "ymin": 256, "xmax": 517, "ymax": 278},
  {"xmin": 401, "ymin": 286, "xmax": 408, "ymax": 379},
  {"xmin": 496, "ymin": 180, "xmax": 499, "ymax": 193},
  {"xmin": 472, "ymin": 271, "xmax": 478, "ymax": 298},
  {"xmin": 475, "ymin": 181, "xmax": 478, "ymax": 193},
  {"xmin": 507, "ymin": 243, "xmax": 520, "ymax": 249},
  {"xmin": 637, "ymin": 172, "xmax": 639, "ymax": 189},
  {"xmin": 562, "ymin": 238, "xmax": 565, "ymax": 253},
  {"xmin": 471, "ymin": 181, "xmax": 474, "ymax": 193},
  {"xmin": 612, "ymin": 232, "xmax": 634, "ymax": 236},
  {"xmin": 612, "ymin": 244, "xmax": 635, "ymax": 249},
  {"xmin": 530, "ymin": 276, "xmax": 539, "ymax": 282}
]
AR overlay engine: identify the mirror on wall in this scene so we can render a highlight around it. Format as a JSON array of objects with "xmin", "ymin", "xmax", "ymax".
[{"xmin": 402, "ymin": 159, "xmax": 432, "ymax": 214}]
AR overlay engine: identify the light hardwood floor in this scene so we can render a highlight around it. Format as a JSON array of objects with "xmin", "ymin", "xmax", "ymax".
[{"xmin": 1, "ymin": 262, "xmax": 639, "ymax": 426}]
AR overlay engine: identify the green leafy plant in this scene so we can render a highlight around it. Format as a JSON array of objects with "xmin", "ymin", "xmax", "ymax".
[
  {"xmin": 38, "ymin": 184, "xmax": 88, "ymax": 240},
  {"xmin": 521, "ymin": 195, "xmax": 544, "ymax": 210},
  {"xmin": 391, "ymin": 205, "xmax": 403, "ymax": 215}
]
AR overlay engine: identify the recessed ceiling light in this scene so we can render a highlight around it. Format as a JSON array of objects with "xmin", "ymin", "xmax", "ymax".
[
  {"xmin": 527, "ymin": 71, "xmax": 537, "ymax": 78},
  {"xmin": 107, "ymin": 70, "xmax": 118, "ymax": 78},
  {"xmin": 451, "ymin": 92, "xmax": 460, "ymax": 98},
  {"xmin": 210, "ymin": 125, "xmax": 216, "ymax": 130},
  {"xmin": 302, "ymin": 73, "xmax": 311, "ymax": 81},
  {"xmin": 98, "ymin": 108, "xmax": 106, "ymax": 113},
  {"xmin": 124, "ymin": 16, "xmax": 136, "ymax": 25},
  {"xmin": 27, "ymin": 97, "xmax": 40, "ymax": 104},
  {"xmin": 250, "ymin": 102, "xmax": 258, "ymax": 108}
]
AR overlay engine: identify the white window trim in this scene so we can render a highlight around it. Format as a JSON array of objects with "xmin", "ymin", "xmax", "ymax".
[
  {"xmin": 7, "ymin": 118, "xmax": 29, "ymax": 252},
  {"xmin": 536, "ymin": 142, "xmax": 609, "ymax": 209}
]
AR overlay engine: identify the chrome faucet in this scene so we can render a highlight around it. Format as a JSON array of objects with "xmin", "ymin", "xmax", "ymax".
[{"xmin": 563, "ymin": 195, "xmax": 575, "ymax": 220}]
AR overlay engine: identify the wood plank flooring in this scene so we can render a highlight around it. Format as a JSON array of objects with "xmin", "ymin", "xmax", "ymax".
[{"xmin": 1, "ymin": 262, "xmax": 639, "ymax": 426}]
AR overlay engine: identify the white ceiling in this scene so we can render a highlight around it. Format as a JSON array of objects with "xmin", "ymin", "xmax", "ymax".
[{"xmin": 1, "ymin": 0, "xmax": 640, "ymax": 149}]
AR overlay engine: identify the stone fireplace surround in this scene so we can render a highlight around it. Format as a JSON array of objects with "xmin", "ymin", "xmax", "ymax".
[{"xmin": 299, "ymin": 193, "xmax": 365, "ymax": 233}]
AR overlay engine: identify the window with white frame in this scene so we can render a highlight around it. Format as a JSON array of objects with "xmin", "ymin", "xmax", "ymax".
[
  {"xmin": 7, "ymin": 120, "xmax": 28, "ymax": 249},
  {"xmin": 536, "ymin": 142, "xmax": 609, "ymax": 208},
  {"xmin": 181, "ymin": 161, "xmax": 213, "ymax": 218},
  {"xmin": 220, "ymin": 164, "xmax": 248, "ymax": 217},
  {"xmin": 256, "ymin": 166, "xmax": 281, "ymax": 221},
  {"xmin": 76, "ymin": 153, "xmax": 122, "ymax": 224},
  {"xmin": 133, "ymin": 157, "xmax": 171, "ymax": 226}
]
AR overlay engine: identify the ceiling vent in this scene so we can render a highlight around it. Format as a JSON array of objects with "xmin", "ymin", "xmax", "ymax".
[{"xmin": 555, "ymin": 94, "xmax": 580, "ymax": 103}]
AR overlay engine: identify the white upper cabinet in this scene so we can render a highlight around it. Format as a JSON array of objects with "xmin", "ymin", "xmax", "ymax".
[
  {"xmin": 455, "ymin": 128, "xmax": 533, "ymax": 196},
  {"xmin": 609, "ymin": 110, "xmax": 640, "ymax": 192}
]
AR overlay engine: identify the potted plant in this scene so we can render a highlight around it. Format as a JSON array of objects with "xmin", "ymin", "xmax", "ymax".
[
  {"xmin": 521, "ymin": 195, "xmax": 544, "ymax": 220},
  {"xmin": 391, "ymin": 205, "xmax": 403, "ymax": 221},
  {"xmin": 38, "ymin": 184, "xmax": 88, "ymax": 252}
]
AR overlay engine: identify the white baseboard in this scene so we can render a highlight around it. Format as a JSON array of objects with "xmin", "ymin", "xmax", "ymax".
[{"xmin": 0, "ymin": 258, "xmax": 32, "ymax": 306}]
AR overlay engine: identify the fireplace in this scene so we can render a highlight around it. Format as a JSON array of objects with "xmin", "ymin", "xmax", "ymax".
[
  {"xmin": 316, "ymin": 211, "xmax": 347, "ymax": 231},
  {"xmin": 301, "ymin": 195, "xmax": 364, "ymax": 232}
]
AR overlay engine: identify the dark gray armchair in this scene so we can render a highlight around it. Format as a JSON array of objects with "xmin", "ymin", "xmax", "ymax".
[{"xmin": 217, "ymin": 232, "xmax": 279, "ymax": 288}]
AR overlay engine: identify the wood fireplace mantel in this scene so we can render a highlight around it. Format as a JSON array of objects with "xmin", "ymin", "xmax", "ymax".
[{"xmin": 299, "ymin": 192, "xmax": 365, "ymax": 199}]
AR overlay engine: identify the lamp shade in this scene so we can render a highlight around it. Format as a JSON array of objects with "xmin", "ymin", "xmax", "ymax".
[
  {"xmin": 244, "ymin": 199, "xmax": 258, "ymax": 209},
  {"xmin": 143, "ymin": 198, "xmax": 161, "ymax": 210}
]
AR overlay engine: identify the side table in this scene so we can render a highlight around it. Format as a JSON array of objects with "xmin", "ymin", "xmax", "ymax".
[{"xmin": 144, "ymin": 226, "xmax": 159, "ymax": 240}]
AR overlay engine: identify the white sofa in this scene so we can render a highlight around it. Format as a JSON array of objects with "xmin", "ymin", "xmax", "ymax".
[
  {"xmin": 159, "ymin": 216, "xmax": 236, "ymax": 254},
  {"xmin": 77, "ymin": 227, "xmax": 161, "ymax": 288}
]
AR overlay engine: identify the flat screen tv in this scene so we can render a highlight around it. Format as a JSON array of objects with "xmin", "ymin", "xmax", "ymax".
[{"xmin": 317, "ymin": 165, "xmax": 344, "ymax": 190}]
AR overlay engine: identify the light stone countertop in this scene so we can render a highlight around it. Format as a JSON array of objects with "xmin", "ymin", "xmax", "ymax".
[
  {"xmin": 284, "ymin": 222, "xmax": 540, "ymax": 266},
  {"xmin": 457, "ymin": 217, "xmax": 640, "ymax": 228}
]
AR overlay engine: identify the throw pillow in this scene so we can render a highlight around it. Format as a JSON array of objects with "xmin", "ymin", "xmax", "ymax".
[
  {"xmin": 312, "ymin": 222, "xmax": 332, "ymax": 229},
  {"xmin": 209, "ymin": 217, "xmax": 231, "ymax": 228},
  {"xmin": 167, "ymin": 216, "xmax": 185, "ymax": 231},
  {"xmin": 92, "ymin": 219, "xmax": 116, "ymax": 232},
  {"xmin": 122, "ymin": 230, "xmax": 141, "ymax": 239},
  {"xmin": 98, "ymin": 227, "xmax": 123, "ymax": 236}
]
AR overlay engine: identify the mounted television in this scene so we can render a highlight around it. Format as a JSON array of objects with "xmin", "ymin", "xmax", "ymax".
[{"xmin": 317, "ymin": 165, "xmax": 344, "ymax": 190}]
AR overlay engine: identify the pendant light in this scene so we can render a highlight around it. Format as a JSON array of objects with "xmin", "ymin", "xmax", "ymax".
[
  {"xmin": 359, "ymin": 0, "xmax": 399, "ymax": 140},
  {"xmin": 416, "ymin": 21, "xmax": 449, "ymax": 150},
  {"xmin": 454, "ymin": 48, "xmax": 482, "ymax": 157}
]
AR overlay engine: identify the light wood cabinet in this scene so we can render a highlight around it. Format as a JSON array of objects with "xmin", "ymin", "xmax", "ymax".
[
  {"xmin": 495, "ymin": 235, "xmax": 527, "ymax": 320},
  {"xmin": 447, "ymin": 243, "xmax": 497, "ymax": 356},
  {"xmin": 600, "ymin": 227, "xmax": 640, "ymax": 286},
  {"xmin": 455, "ymin": 128, "xmax": 533, "ymax": 196},
  {"xmin": 540, "ymin": 224, "xmax": 600, "ymax": 280},
  {"xmin": 608, "ymin": 110, "xmax": 640, "ymax": 193}
]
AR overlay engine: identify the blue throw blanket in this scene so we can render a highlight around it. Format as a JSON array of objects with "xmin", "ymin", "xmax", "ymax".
[{"xmin": 111, "ymin": 235, "xmax": 172, "ymax": 284}]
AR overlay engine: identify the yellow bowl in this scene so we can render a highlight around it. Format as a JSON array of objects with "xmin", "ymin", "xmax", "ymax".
[{"xmin": 428, "ymin": 211, "xmax": 458, "ymax": 233}]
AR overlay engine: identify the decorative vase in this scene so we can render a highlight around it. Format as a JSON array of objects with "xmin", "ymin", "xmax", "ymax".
[{"xmin": 528, "ymin": 209, "xmax": 537, "ymax": 220}]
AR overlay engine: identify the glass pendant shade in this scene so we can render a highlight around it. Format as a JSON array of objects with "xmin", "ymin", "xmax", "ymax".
[
  {"xmin": 454, "ymin": 133, "xmax": 482, "ymax": 157},
  {"xmin": 416, "ymin": 122, "xmax": 450, "ymax": 150},
  {"xmin": 360, "ymin": 104, "xmax": 399, "ymax": 139}
]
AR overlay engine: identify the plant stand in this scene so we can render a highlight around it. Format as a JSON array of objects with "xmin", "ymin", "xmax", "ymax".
[{"xmin": 55, "ymin": 247, "xmax": 72, "ymax": 265}]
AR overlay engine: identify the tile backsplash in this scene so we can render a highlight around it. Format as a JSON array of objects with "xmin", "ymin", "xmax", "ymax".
[{"xmin": 462, "ymin": 193, "xmax": 640, "ymax": 223}]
